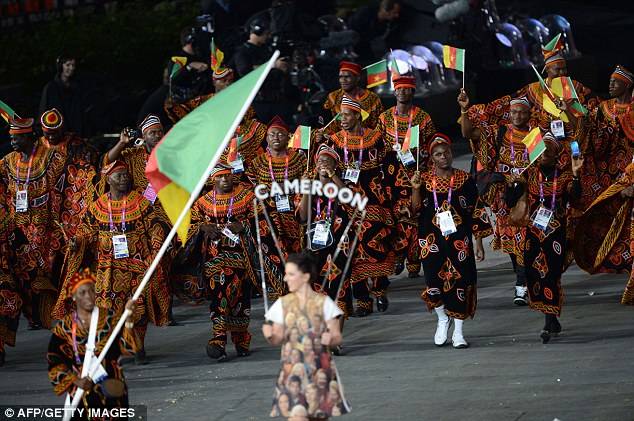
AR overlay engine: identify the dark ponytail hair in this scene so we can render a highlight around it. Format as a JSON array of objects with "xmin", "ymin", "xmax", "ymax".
[{"xmin": 286, "ymin": 251, "xmax": 318, "ymax": 283}]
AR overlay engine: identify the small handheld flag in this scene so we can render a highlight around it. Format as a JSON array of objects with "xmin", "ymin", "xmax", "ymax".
[
  {"xmin": 170, "ymin": 56, "xmax": 187, "ymax": 79},
  {"xmin": 443, "ymin": 45, "xmax": 465, "ymax": 87},
  {"xmin": 390, "ymin": 56, "xmax": 400, "ymax": 79},
  {"xmin": 522, "ymin": 127, "xmax": 546, "ymax": 165},
  {"xmin": 364, "ymin": 60, "xmax": 388, "ymax": 88},
  {"xmin": 210, "ymin": 38, "xmax": 224, "ymax": 72},
  {"xmin": 550, "ymin": 76, "xmax": 587, "ymax": 117},
  {"xmin": 402, "ymin": 125, "xmax": 419, "ymax": 151},
  {"xmin": 227, "ymin": 135, "xmax": 241, "ymax": 162},
  {"xmin": 290, "ymin": 125, "xmax": 311, "ymax": 150},
  {"xmin": 0, "ymin": 99, "xmax": 17, "ymax": 123}
]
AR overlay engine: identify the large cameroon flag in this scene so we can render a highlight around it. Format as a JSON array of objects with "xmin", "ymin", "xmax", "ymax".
[{"xmin": 146, "ymin": 53, "xmax": 278, "ymax": 241}]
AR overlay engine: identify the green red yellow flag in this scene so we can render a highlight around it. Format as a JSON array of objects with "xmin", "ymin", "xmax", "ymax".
[
  {"xmin": 442, "ymin": 45, "xmax": 465, "ymax": 72},
  {"xmin": 542, "ymin": 33, "xmax": 564, "ymax": 54},
  {"xmin": 522, "ymin": 127, "xmax": 545, "ymax": 164},
  {"xmin": 0, "ymin": 99, "xmax": 17, "ymax": 123},
  {"xmin": 550, "ymin": 76, "xmax": 588, "ymax": 117},
  {"xmin": 530, "ymin": 64, "xmax": 569, "ymax": 122},
  {"xmin": 365, "ymin": 60, "xmax": 387, "ymax": 88},
  {"xmin": 210, "ymin": 38, "xmax": 224, "ymax": 72},
  {"xmin": 390, "ymin": 57, "xmax": 400, "ymax": 78},
  {"xmin": 402, "ymin": 125, "xmax": 419, "ymax": 151},
  {"xmin": 170, "ymin": 56, "xmax": 187, "ymax": 79},
  {"xmin": 290, "ymin": 125, "xmax": 311, "ymax": 150},
  {"xmin": 146, "ymin": 53, "xmax": 277, "ymax": 241},
  {"xmin": 227, "ymin": 135, "xmax": 241, "ymax": 162}
]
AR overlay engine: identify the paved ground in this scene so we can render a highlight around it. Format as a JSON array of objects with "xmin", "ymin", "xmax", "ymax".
[
  {"xmin": 2, "ymin": 155, "xmax": 634, "ymax": 420},
  {"xmin": 2, "ymin": 260, "xmax": 634, "ymax": 421}
]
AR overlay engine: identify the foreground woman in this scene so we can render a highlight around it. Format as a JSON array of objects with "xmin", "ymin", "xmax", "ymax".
[
  {"xmin": 47, "ymin": 269, "xmax": 138, "ymax": 417},
  {"xmin": 263, "ymin": 253, "xmax": 351, "ymax": 420}
]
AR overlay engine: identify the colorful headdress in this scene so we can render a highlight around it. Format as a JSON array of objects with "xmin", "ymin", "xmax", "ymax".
[
  {"xmin": 314, "ymin": 144, "xmax": 340, "ymax": 162},
  {"xmin": 102, "ymin": 160, "xmax": 127, "ymax": 176},
  {"xmin": 612, "ymin": 65, "xmax": 634, "ymax": 86},
  {"xmin": 542, "ymin": 131, "xmax": 562, "ymax": 152},
  {"xmin": 393, "ymin": 75, "xmax": 416, "ymax": 90},
  {"xmin": 213, "ymin": 67, "xmax": 234, "ymax": 81},
  {"xmin": 509, "ymin": 96, "xmax": 531, "ymax": 109},
  {"xmin": 40, "ymin": 108, "xmax": 64, "ymax": 133},
  {"xmin": 339, "ymin": 61, "xmax": 361, "ymax": 76},
  {"xmin": 140, "ymin": 114, "xmax": 162, "ymax": 134},
  {"xmin": 428, "ymin": 133, "xmax": 452, "ymax": 154},
  {"xmin": 267, "ymin": 115, "xmax": 290, "ymax": 133},
  {"xmin": 542, "ymin": 33, "xmax": 566, "ymax": 71},
  {"xmin": 69, "ymin": 268, "xmax": 96, "ymax": 295},
  {"xmin": 209, "ymin": 163, "xmax": 233, "ymax": 180},
  {"xmin": 9, "ymin": 117, "xmax": 34, "ymax": 135},
  {"xmin": 340, "ymin": 96, "xmax": 369, "ymax": 121}
]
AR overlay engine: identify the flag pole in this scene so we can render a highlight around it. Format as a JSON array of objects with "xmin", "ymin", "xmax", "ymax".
[
  {"xmin": 334, "ymin": 210, "xmax": 366, "ymax": 303},
  {"xmin": 253, "ymin": 198, "xmax": 270, "ymax": 313},
  {"xmin": 462, "ymin": 53, "xmax": 465, "ymax": 89},
  {"xmin": 63, "ymin": 51, "xmax": 281, "ymax": 421},
  {"xmin": 362, "ymin": 59, "xmax": 386, "ymax": 70}
]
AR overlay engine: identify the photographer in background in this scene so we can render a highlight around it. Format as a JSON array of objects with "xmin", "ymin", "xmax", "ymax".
[
  {"xmin": 168, "ymin": 27, "xmax": 212, "ymax": 104},
  {"xmin": 233, "ymin": 17, "xmax": 272, "ymax": 77}
]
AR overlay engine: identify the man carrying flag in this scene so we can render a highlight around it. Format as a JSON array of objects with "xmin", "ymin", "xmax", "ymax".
[
  {"xmin": 322, "ymin": 61, "xmax": 384, "ymax": 135},
  {"xmin": 459, "ymin": 92, "xmax": 536, "ymax": 305},
  {"xmin": 504, "ymin": 133, "xmax": 584, "ymax": 344},
  {"xmin": 378, "ymin": 75, "xmax": 437, "ymax": 278}
]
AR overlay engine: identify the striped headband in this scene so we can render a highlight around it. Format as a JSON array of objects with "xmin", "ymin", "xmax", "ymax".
[
  {"xmin": 69, "ymin": 268, "xmax": 96, "ymax": 295},
  {"xmin": 209, "ymin": 164, "xmax": 233, "ymax": 180},
  {"xmin": 543, "ymin": 53, "xmax": 565, "ymax": 71},
  {"xmin": 314, "ymin": 144, "xmax": 340, "ymax": 162},
  {"xmin": 40, "ymin": 108, "xmax": 64, "ymax": 133},
  {"xmin": 102, "ymin": 160, "xmax": 127, "ymax": 176},
  {"xmin": 612, "ymin": 65, "xmax": 634, "ymax": 86},
  {"xmin": 341, "ymin": 96, "xmax": 361, "ymax": 113},
  {"xmin": 510, "ymin": 97, "xmax": 530, "ymax": 109},
  {"xmin": 542, "ymin": 131, "xmax": 562, "ymax": 152},
  {"xmin": 140, "ymin": 114, "xmax": 162, "ymax": 134},
  {"xmin": 213, "ymin": 67, "xmax": 234, "ymax": 80},
  {"xmin": 9, "ymin": 117, "xmax": 34, "ymax": 135}
]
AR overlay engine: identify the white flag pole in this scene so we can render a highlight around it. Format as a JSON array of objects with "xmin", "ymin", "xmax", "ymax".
[{"xmin": 63, "ymin": 51, "xmax": 280, "ymax": 421}]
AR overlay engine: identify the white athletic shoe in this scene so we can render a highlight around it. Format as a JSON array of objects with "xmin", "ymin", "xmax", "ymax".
[
  {"xmin": 434, "ymin": 317, "xmax": 452, "ymax": 346},
  {"xmin": 514, "ymin": 286, "xmax": 528, "ymax": 306}
]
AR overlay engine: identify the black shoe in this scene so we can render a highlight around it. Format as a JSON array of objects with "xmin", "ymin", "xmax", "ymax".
[
  {"xmin": 408, "ymin": 271, "xmax": 419, "ymax": 278},
  {"xmin": 168, "ymin": 318, "xmax": 182, "ymax": 326},
  {"xmin": 540, "ymin": 330, "xmax": 551, "ymax": 344},
  {"xmin": 235, "ymin": 346, "xmax": 251, "ymax": 358},
  {"xmin": 550, "ymin": 318, "xmax": 562, "ymax": 337},
  {"xmin": 135, "ymin": 349, "xmax": 148, "ymax": 365},
  {"xmin": 376, "ymin": 296, "xmax": 389, "ymax": 312},
  {"xmin": 394, "ymin": 261, "xmax": 405, "ymax": 276},
  {"xmin": 0, "ymin": 350, "xmax": 5, "ymax": 367},
  {"xmin": 332, "ymin": 345, "xmax": 343, "ymax": 356},
  {"xmin": 206, "ymin": 344, "xmax": 228, "ymax": 362},
  {"xmin": 28, "ymin": 321, "xmax": 42, "ymax": 330},
  {"xmin": 355, "ymin": 307, "xmax": 371, "ymax": 317}
]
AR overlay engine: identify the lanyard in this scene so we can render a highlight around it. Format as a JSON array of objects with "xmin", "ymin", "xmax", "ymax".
[
  {"xmin": 71, "ymin": 313, "xmax": 83, "ymax": 365},
  {"xmin": 432, "ymin": 173, "xmax": 455, "ymax": 211},
  {"xmin": 267, "ymin": 149, "xmax": 289, "ymax": 183},
  {"xmin": 393, "ymin": 107, "xmax": 414, "ymax": 146},
  {"xmin": 343, "ymin": 131, "xmax": 364, "ymax": 167},
  {"xmin": 107, "ymin": 194, "xmax": 127, "ymax": 233},
  {"xmin": 539, "ymin": 169, "xmax": 558, "ymax": 210},
  {"xmin": 316, "ymin": 198, "xmax": 333, "ymax": 222},
  {"xmin": 17, "ymin": 145, "xmax": 37, "ymax": 189},
  {"xmin": 212, "ymin": 191, "xmax": 235, "ymax": 222}
]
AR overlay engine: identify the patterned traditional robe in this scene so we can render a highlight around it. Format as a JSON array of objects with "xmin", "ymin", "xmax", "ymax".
[
  {"xmin": 477, "ymin": 124, "xmax": 531, "ymax": 260},
  {"xmin": 47, "ymin": 307, "xmax": 139, "ymax": 414},
  {"xmin": 188, "ymin": 184, "xmax": 258, "ymax": 351},
  {"xmin": 417, "ymin": 169, "xmax": 492, "ymax": 319},
  {"xmin": 56, "ymin": 190, "xmax": 171, "ymax": 340},
  {"xmin": 323, "ymin": 88, "xmax": 384, "ymax": 134},
  {"xmin": 507, "ymin": 166, "xmax": 580, "ymax": 316},
  {"xmin": 329, "ymin": 128, "xmax": 400, "ymax": 310},
  {"xmin": 378, "ymin": 105, "xmax": 437, "ymax": 274},
  {"xmin": 246, "ymin": 148, "xmax": 307, "ymax": 301},
  {"xmin": 303, "ymin": 190, "xmax": 355, "ymax": 318},
  {"xmin": 0, "ymin": 180, "xmax": 21, "ymax": 350},
  {"xmin": 0, "ymin": 140, "xmax": 66, "ymax": 328},
  {"xmin": 573, "ymin": 163, "xmax": 634, "ymax": 305}
]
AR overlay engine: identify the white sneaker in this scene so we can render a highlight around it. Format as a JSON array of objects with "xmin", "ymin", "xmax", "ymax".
[
  {"xmin": 434, "ymin": 317, "xmax": 452, "ymax": 346},
  {"xmin": 513, "ymin": 286, "xmax": 528, "ymax": 306}
]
